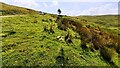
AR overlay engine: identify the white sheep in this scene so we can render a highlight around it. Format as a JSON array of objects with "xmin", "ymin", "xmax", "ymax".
[{"xmin": 56, "ymin": 36, "xmax": 64, "ymax": 41}]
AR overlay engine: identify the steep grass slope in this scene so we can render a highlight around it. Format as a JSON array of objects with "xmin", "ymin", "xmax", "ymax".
[
  {"xmin": 1, "ymin": 2, "xmax": 119, "ymax": 67},
  {"xmin": 0, "ymin": 2, "xmax": 39, "ymax": 15},
  {"xmin": 1, "ymin": 14, "xmax": 119, "ymax": 67}
]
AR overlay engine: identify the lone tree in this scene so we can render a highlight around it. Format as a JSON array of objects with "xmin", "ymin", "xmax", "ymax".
[{"xmin": 57, "ymin": 9, "xmax": 61, "ymax": 15}]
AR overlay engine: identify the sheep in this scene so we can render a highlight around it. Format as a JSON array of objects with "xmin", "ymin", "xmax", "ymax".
[{"xmin": 56, "ymin": 36, "xmax": 64, "ymax": 41}]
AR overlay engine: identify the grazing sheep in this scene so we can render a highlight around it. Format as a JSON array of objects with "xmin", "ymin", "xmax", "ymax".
[{"xmin": 56, "ymin": 36, "xmax": 64, "ymax": 41}]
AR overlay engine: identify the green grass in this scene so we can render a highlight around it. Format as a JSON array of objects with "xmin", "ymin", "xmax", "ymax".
[
  {"xmin": 0, "ymin": 2, "xmax": 39, "ymax": 15},
  {"xmin": 2, "ymin": 14, "xmax": 119, "ymax": 67},
  {"xmin": 75, "ymin": 15, "xmax": 119, "ymax": 37},
  {"xmin": 76, "ymin": 15, "xmax": 118, "ymax": 27}
]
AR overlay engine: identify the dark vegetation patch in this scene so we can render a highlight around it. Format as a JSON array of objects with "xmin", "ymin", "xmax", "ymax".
[
  {"xmin": 2, "ymin": 30, "xmax": 16, "ymax": 37},
  {"xmin": 56, "ymin": 48, "xmax": 68, "ymax": 66},
  {"xmin": 2, "ymin": 43, "xmax": 17, "ymax": 52},
  {"xmin": 56, "ymin": 16, "xmax": 119, "ymax": 52},
  {"xmin": 100, "ymin": 46, "xmax": 118, "ymax": 67},
  {"xmin": 56, "ymin": 15, "xmax": 120, "ymax": 66}
]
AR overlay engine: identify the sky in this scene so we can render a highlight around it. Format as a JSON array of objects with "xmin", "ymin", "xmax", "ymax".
[{"xmin": 1, "ymin": 0, "xmax": 119, "ymax": 16}]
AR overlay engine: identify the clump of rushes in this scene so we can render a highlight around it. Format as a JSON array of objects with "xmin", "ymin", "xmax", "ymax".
[
  {"xmin": 43, "ymin": 25, "xmax": 48, "ymax": 32},
  {"xmin": 33, "ymin": 20, "xmax": 37, "ymax": 23},
  {"xmin": 65, "ymin": 31, "xmax": 72, "ymax": 44},
  {"xmin": 2, "ymin": 30, "xmax": 16, "ymax": 37},
  {"xmin": 56, "ymin": 47, "xmax": 68, "ymax": 67},
  {"xmin": 49, "ymin": 25, "xmax": 54, "ymax": 34},
  {"xmin": 43, "ymin": 24, "xmax": 55, "ymax": 34},
  {"xmin": 100, "ymin": 46, "xmax": 118, "ymax": 66}
]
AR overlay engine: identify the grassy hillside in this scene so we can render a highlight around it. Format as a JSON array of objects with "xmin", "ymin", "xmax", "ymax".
[
  {"xmin": 1, "ymin": 14, "xmax": 120, "ymax": 67},
  {"xmin": 76, "ymin": 15, "xmax": 118, "ymax": 27},
  {"xmin": 75, "ymin": 15, "xmax": 119, "ymax": 37},
  {"xmin": 1, "ymin": 2, "xmax": 120, "ymax": 67},
  {"xmin": 0, "ymin": 2, "xmax": 39, "ymax": 15}
]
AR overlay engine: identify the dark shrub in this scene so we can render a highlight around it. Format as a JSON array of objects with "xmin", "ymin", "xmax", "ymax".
[
  {"xmin": 42, "ymin": 19, "xmax": 45, "ymax": 21},
  {"xmin": 33, "ymin": 20, "xmax": 37, "ymax": 23},
  {"xmin": 100, "ymin": 46, "xmax": 118, "ymax": 65},
  {"xmin": 81, "ymin": 43, "xmax": 87, "ymax": 49},
  {"xmin": 9, "ymin": 30, "xmax": 16, "ymax": 35},
  {"xmin": 49, "ymin": 19, "xmax": 52, "ymax": 22},
  {"xmin": 43, "ymin": 25, "xmax": 48, "ymax": 32},
  {"xmin": 56, "ymin": 47, "xmax": 68, "ymax": 66},
  {"xmin": 2, "ymin": 30, "xmax": 16, "ymax": 37},
  {"xmin": 49, "ymin": 25, "xmax": 54, "ymax": 34},
  {"xmin": 65, "ymin": 32, "xmax": 72, "ymax": 43},
  {"xmin": 56, "ymin": 56, "xmax": 65, "ymax": 65},
  {"xmin": 41, "ymin": 45, "xmax": 43, "ymax": 48}
]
